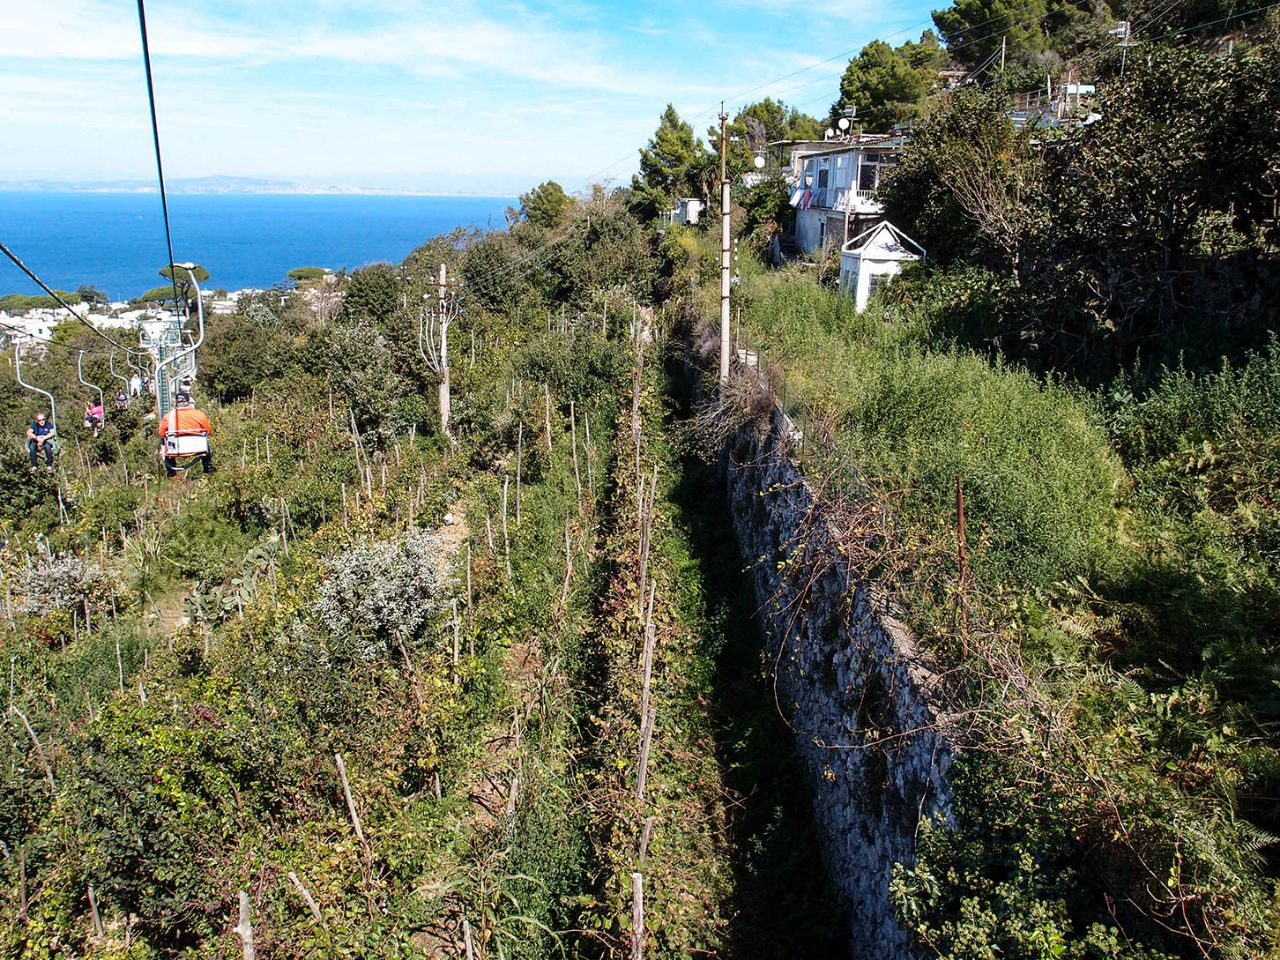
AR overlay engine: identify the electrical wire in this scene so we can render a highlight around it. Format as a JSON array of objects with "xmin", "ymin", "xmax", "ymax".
[
  {"xmin": 135, "ymin": 0, "xmax": 181, "ymax": 309},
  {"xmin": 1140, "ymin": 0, "xmax": 1279, "ymax": 42}
]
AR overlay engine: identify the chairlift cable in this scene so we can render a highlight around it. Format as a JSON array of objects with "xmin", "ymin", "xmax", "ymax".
[
  {"xmin": 135, "ymin": 0, "xmax": 182, "ymax": 309},
  {"xmin": 0, "ymin": 241, "xmax": 131, "ymax": 351}
]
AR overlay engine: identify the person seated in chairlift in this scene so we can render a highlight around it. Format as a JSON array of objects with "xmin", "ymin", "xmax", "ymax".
[
  {"xmin": 83, "ymin": 399, "xmax": 105, "ymax": 437},
  {"xmin": 129, "ymin": 372, "xmax": 142, "ymax": 397},
  {"xmin": 157, "ymin": 396, "xmax": 214, "ymax": 477},
  {"xmin": 26, "ymin": 412, "xmax": 56, "ymax": 471},
  {"xmin": 115, "ymin": 387, "xmax": 129, "ymax": 410}
]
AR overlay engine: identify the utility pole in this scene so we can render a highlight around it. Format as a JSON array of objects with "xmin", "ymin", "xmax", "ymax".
[
  {"xmin": 437, "ymin": 262, "xmax": 452, "ymax": 438},
  {"xmin": 719, "ymin": 102, "xmax": 731, "ymax": 384},
  {"xmin": 1000, "ymin": 37, "xmax": 1006, "ymax": 72}
]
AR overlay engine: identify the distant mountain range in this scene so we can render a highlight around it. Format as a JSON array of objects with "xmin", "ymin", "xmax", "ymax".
[{"xmin": 0, "ymin": 177, "xmax": 487, "ymax": 197}]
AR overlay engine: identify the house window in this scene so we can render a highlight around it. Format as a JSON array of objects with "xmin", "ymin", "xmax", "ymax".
[
  {"xmin": 817, "ymin": 164, "xmax": 829, "ymax": 188},
  {"xmin": 867, "ymin": 272, "xmax": 886, "ymax": 299},
  {"xmin": 818, "ymin": 219, "xmax": 827, "ymax": 246},
  {"xmin": 858, "ymin": 163, "xmax": 878, "ymax": 193}
]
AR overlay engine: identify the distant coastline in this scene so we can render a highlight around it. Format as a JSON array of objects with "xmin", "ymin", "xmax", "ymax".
[
  {"xmin": 0, "ymin": 191, "xmax": 516, "ymax": 299},
  {"xmin": 0, "ymin": 176, "xmax": 516, "ymax": 199}
]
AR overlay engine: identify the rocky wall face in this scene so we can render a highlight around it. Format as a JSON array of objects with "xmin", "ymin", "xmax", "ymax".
[{"xmin": 723, "ymin": 408, "xmax": 952, "ymax": 960}]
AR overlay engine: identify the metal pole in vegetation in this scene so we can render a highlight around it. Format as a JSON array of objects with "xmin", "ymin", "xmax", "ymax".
[
  {"xmin": 287, "ymin": 871, "xmax": 325, "ymax": 925},
  {"xmin": 638, "ymin": 816, "xmax": 656, "ymax": 864},
  {"xmin": 88, "ymin": 884, "xmax": 105, "ymax": 938},
  {"xmin": 463, "ymin": 918, "xmax": 477, "ymax": 960},
  {"xmin": 516, "ymin": 423, "xmax": 523, "ymax": 526},
  {"xmin": 636, "ymin": 582, "xmax": 657, "ymax": 801},
  {"xmin": 719, "ymin": 103, "xmax": 732, "ymax": 384},
  {"xmin": 561, "ymin": 520, "xmax": 574, "ymax": 609},
  {"xmin": 233, "ymin": 891, "xmax": 256, "ymax": 960},
  {"xmin": 570, "ymin": 400, "xmax": 583, "ymax": 515}
]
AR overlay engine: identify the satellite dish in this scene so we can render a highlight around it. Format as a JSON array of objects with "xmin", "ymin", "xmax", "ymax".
[
  {"xmin": 825, "ymin": 127, "xmax": 835, "ymax": 139},
  {"xmin": 753, "ymin": 155, "xmax": 766, "ymax": 169},
  {"xmin": 837, "ymin": 117, "xmax": 850, "ymax": 131}
]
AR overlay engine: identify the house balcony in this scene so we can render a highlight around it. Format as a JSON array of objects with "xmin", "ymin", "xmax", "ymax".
[{"xmin": 791, "ymin": 186, "xmax": 884, "ymax": 215}]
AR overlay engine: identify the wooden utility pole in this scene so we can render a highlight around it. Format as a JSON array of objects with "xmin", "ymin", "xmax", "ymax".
[
  {"xmin": 719, "ymin": 103, "xmax": 732, "ymax": 384},
  {"xmin": 630, "ymin": 872, "xmax": 645, "ymax": 960}
]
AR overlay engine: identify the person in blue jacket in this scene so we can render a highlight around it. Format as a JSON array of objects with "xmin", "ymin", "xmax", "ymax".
[{"xmin": 26, "ymin": 412, "xmax": 56, "ymax": 470}]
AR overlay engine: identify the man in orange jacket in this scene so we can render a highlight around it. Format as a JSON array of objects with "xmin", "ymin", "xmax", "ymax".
[{"xmin": 157, "ymin": 398, "xmax": 215, "ymax": 476}]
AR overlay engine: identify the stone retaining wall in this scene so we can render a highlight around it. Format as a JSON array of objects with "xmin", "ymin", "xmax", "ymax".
[{"xmin": 723, "ymin": 406, "xmax": 953, "ymax": 960}]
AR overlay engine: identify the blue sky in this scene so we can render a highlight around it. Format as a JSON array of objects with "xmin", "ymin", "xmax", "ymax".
[{"xmin": 0, "ymin": 0, "xmax": 941, "ymax": 196}]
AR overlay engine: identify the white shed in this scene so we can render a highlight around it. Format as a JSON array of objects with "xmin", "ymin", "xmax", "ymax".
[
  {"xmin": 838, "ymin": 221, "xmax": 925, "ymax": 312},
  {"xmin": 671, "ymin": 198, "xmax": 703, "ymax": 226}
]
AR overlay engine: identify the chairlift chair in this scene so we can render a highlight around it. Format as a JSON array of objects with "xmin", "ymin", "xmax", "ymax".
[
  {"xmin": 14, "ymin": 343, "xmax": 59, "ymax": 461},
  {"xmin": 77, "ymin": 350, "xmax": 106, "ymax": 432},
  {"xmin": 108, "ymin": 350, "xmax": 132, "ymax": 407},
  {"xmin": 154, "ymin": 264, "xmax": 209, "ymax": 473}
]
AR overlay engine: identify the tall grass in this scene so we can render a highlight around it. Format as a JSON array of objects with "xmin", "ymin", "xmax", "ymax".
[{"xmin": 742, "ymin": 272, "xmax": 1123, "ymax": 590}]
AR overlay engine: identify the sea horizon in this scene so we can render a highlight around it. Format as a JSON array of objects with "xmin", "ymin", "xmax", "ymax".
[{"xmin": 0, "ymin": 191, "xmax": 516, "ymax": 301}]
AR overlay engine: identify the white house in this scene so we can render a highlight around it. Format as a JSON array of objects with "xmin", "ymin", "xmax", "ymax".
[
  {"xmin": 838, "ymin": 221, "xmax": 925, "ymax": 312},
  {"xmin": 786, "ymin": 134, "xmax": 906, "ymax": 254}
]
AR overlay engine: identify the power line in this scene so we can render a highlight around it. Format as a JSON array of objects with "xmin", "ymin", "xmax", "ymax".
[
  {"xmin": 135, "ymin": 0, "xmax": 182, "ymax": 309},
  {"xmin": 436, "ymin": 7, "xmax": 1095, "ymax": 309},
  {"xmin": 1142, "ymin": 0, "xmax": 1280, "ymax": 42}
]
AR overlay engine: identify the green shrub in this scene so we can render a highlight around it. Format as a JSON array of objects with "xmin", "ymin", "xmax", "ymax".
[
  {"xmin": 202, "ymin": 315, "xmax": 298, "ymax": 403},
  {"xmin": 1110, "ymin": 339, "xmax": 1280, "ymax": 462}
]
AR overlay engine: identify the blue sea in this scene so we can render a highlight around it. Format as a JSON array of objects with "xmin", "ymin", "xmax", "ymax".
[{"xmin": 0, "ymin": 192, "xmax": 515, "ymax": 301}]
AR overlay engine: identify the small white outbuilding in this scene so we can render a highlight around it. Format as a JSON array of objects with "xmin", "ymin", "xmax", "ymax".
[
  {"xmin": 670, "ymin": 198, "xmax": 703, "ymax": 226},
  {"xmin": 838, "ymin": 220, "xmax": 925, "ymax": 312}
]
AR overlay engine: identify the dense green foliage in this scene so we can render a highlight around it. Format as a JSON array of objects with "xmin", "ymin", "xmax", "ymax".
[
  {"xmin": 0, "ymin": 291, "xmax": 81, "ymax": 313},
  {"xmin": 0, "ymin": 182, "xmax": 851, "ymax": 958},
  {"xmin": 630, "ymin": 105, "xmax": 708, "ymax": 221},
  {"xmin": 882, "ymin": 41, "xmax": 1280, "ymax": 381},
  {"xmin": 724, "ymin": 251, "xmax": 1280, "ymax": 957},
  {"xmin": 831, "ymin": 34, "xmax": 946, "ymax": 130},
  {"xmin": 517, "ymin": 180, "xmax": 572, "ymax": 229}
]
